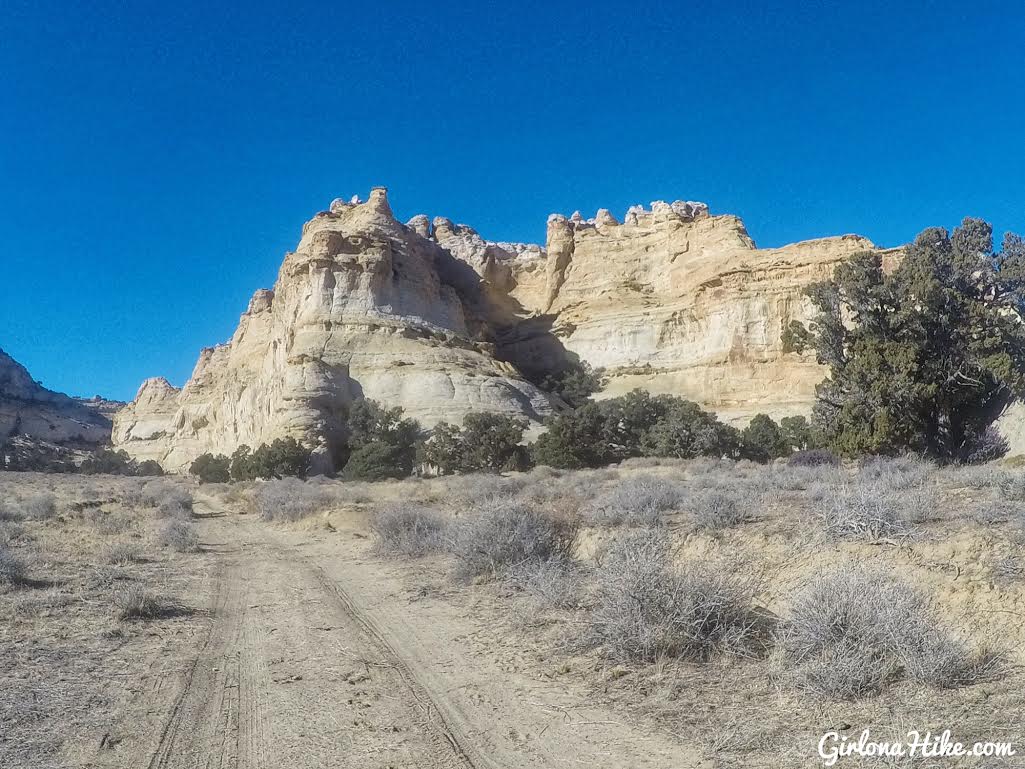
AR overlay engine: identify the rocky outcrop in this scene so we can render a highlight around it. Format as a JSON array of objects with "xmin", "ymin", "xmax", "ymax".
[
  {"xmin": 114, "ymin": 189, "xmax": 900, "ymax": 471},
  {"xmin": 0, "ymin": 349, "xmax": 113, "ymax": 446},
  {"xmin": 113, "ymin": 188, "xmax": 554, "ymax": 471}
]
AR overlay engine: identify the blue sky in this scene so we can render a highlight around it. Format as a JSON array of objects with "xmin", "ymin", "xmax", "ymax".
[{"xmin": 2, "ymin": 1, "xmax": 1024, "ymax": 401}]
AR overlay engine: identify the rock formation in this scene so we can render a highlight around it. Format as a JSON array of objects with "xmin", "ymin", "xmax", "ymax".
[
  {"xmin": 113, "ymin": 188, "xmax": 554, "ymax": 471},
  {"xmin": 0, "ymin": 348, "xmax": 113, "ymax": 447},
  {"xmin": 114, "ymin": 188, "xmax": 902, "ymax": 472}
]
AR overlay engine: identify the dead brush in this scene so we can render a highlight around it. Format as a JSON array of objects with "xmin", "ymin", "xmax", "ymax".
[
  {"xmin": 157, "ymin": 519, "xmax": 199, "ymax": 553},
  {"xmin": 505, "ymin": 556, "xmax": 582, "ymax": 610},
  {"xmin": 586, "ymin": 528, "xmax": 766, "ymax": 664},
  {"xmin": 371, "ymin": 503, "xmax": 446, "ymax": 556},
  {"xmin": 0, "ymin": 542, "xmax": 29, "ymax": 586},
  {"xmin": 818, "ymin": 483, "xmax": 916, "ymax": 541},
  {"xmin": 776, "ymin": 565, "xmax": 1004, "ymax": 700},
  {"xmin": 247, "ymin": 478, "xmax": 331, "ymax": 521},
  {"xmin": 690, "ymin": 489, "xmax": 754, "ymax": 530},
  {"xmin": 112, "ymin": 584, "xmax": 165, "ymax": 620},
  {"xmin": 22, "ymin": 493, "xmax": 57, "ymax": 521},
  {"xmin": 105, "ymin": 542, "xmax": 143, "ymax": 565},
  {"xmin": 447, "ymin": 500, "xmax": 577, "ymax": 582},
  {"xmin": 582, "ymin": 476, "xmax": 683, "ymax": 527}
]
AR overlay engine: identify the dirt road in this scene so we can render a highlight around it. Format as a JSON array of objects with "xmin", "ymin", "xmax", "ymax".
[{"xmin": 93, "ymin": 501, "xmax": 704, "ymax": 769}]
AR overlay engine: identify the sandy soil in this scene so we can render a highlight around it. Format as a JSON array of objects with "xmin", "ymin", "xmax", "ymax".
[{"xmin": 85, "ymin": 494, "xmax": 705, "ymax": 769}]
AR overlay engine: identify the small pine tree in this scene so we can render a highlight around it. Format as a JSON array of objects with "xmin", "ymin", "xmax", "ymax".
[
  {"xmin": 190, "ymin": 453, "xmax": 230, "ymax": 483},
  {"xmin": 740, "ymin": 414, "xmax": 790, "ymax": 463}
]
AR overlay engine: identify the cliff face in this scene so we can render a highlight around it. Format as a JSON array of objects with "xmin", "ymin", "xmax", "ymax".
[
  {"xmin": 112, "ymin": 189, "xmax": 554, "ymax": 471},
  {"xmin": 0, "ymin": 349, "xmax": 113, "ymax": 446},
  {"xmin": 113, "ymin": 189, "xmax": 899, "ymax": 471}
]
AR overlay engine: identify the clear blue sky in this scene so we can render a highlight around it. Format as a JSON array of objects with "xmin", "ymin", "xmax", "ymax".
[{"xmin": 2, "ymin": 1, "xmax": 1023, "ymax": 401}]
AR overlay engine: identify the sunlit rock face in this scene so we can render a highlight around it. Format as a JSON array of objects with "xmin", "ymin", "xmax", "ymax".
[
  {"xmin": 113, "ymin": 188, "xmax": 555, "ymax": 471},
  {"xmin": 114, "ymin": 188, "xmax": 902, "ymax": 471},
  {"xmin": 0, "ymin": 349, "xmax": 113, "ymax": 446}
]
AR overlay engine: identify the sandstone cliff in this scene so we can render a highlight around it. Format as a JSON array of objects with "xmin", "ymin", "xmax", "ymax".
[
  {"xmin": 113, "ymin": 189, "xmax": 899, "ymax": 472},
  {"xmin": 113, "ymin": 189, "xmax": 554, "ymax": 471},
  {"xmin": 0, "ymin": 349, "xmax": 113, "ymax": 447}
]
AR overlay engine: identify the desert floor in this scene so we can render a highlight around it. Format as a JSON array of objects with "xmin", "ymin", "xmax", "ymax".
[{"xmin": 2, "ymin": 460, "xmax": 1024, "ymax": 768}]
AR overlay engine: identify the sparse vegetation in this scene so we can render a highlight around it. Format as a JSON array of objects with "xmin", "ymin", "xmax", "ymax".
[
  {"xmin": 818, "ymin": 483, "xmax": 916, "ymax": 540},
  {"xmin": 690, "ymin": 489, "xmax": 753, "ymax": 530},
  {"xmin": 587, "ymin": 529, "xmax": 763, "ymax": 663},
  {"xmin": 582, "ymin": 476, "xmax": 682, "ymax": 527},
  {"xmin": 371, "ymin": 503, "xmax": 446, "ymax": 556},
  {"xmin": 0, "ymin": 542, "xmax": 29, "ymax": 585},
  {"xmin": 157, "ymin": 519, "xmax": 200, "ymax": 552},
  {"xmin": 247, "ymin": 477, "xmax": 332, "ymax": 521},
  {"xmin": 113, "ymin": 584, "xmax": 165, "ymax": 620},
  {"xmin": 448, "ymin": 500, "xmax": 576, "ymax": 581},
  {"xmin": 777, "ymin": 566, "xmax": 1003, "ymax": 699}
]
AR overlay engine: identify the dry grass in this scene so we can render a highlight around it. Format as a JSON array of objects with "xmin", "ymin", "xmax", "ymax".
[{"xmin": 0, "ymin": 472, "xmax": 210, "ymax": 768}]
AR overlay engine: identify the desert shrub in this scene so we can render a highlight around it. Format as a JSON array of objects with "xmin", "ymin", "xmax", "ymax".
[
  {"xmin": 587, "ymin": 529, "xmax": 763, "ymax": 663},
  {"xmin": 91, "ymin": 511, "xmax": 137, "ymax": 535},
  {"xmin": 0, "ymin": 521, "xmax": 27, "ymax": 546},
  {"xmin": 506, "ymin": 557, "xmax": 582, "ymax": 609},
  {"xmin": 857, "ymin": 455, "xmax": 934, "ymax": 490},
  {"xmin": 135, "ymin": 460, "xmax": 165, "ymax": 476},
  {"xmin": 248, "ymin": 477, "xmax": 331, "ymax": 521},
  {"xmin": 947, "ymin": 464, "xmax": 1006, "ymax": 490},
  {"xmin": 0, "ymin": 501, "xmax": 24, "ymax": 522},
  {"xmin": 156, "ymin": 494, "xmax": 193, "ymax": 520},
  {"xmin": 740, "ymin": 414, "xmax": 790, "ymax": 463},
  {"xmin": 963, "ymin": 426, "xmax": 1010, "ymax": 464},
  {"xmin": 157, "ymin": 519, "xmax": 199, "ymax": 552},
  {"xmin": 80, "ymin": 448, "xmax": 139, "ymax": 475},
  {"xmin": 448, "ymin": 501, "xmax": 576, "ymax": 582},
  {"xmin": 190, "ymin": 453, "xmax": 230, "ymax": 483},
  {"xmin": 113, "ymin": 585, "xmax": 164, "ymax": 620},
  {"xmin": 818, "ymin": 484, "xmax": 915, "ymax": 540},
  {"xmin": 788, "ymin": 448, "xmax": 840, "ymax": 468},
  {"xmin": 371, "ymin": 504, "xmax": 446, "ymax": 556},
  {"xmin": 0, "ymin": 543, "xmax": 28, "ymax": 585},
  {"xmin": 777, "ymin": 565, "xmax": 1003, "ymax": 699},
  {"xmin": 992, "ymin": 555, "xmax": 1024, "ymax": 582},
  {"xmin": 418, "ymin": 413, "xmax": 529, "ymax": 474},
  {"xmin": 582, "ymin": 476, "xmax": 682, "ymax": 527},
  {"xmin": 22, "ymin": 493, "xmax": 57, "ymax": 521},
  {"xmin": 140, "ymin": 481, "xmax": 193, "ymax": 509},
  {"xmin": 995, "ymin": 472, "xmax": 1025, "ymax": 501},
  {"xmin": 105, "ymin": 542, "xmax": 143, "ymax": 565},
  {"xmin": 690, "ymin": 489, "xmax": 753, "ymax": 530}
]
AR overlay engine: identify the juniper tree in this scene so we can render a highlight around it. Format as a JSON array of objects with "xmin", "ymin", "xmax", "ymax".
[{"xmin": 784, "ymin": 218, "xmax": 1025, "ymax": 461}]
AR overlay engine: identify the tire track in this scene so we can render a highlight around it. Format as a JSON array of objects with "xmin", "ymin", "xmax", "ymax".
[{"xmin": 310, "ymin": 564, "xmax": 483, "ymax": 769}]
